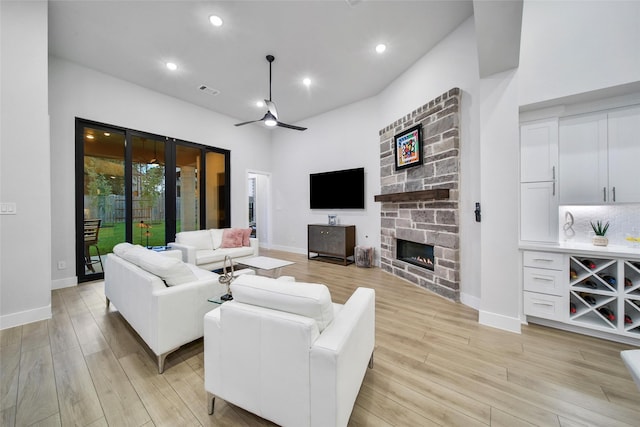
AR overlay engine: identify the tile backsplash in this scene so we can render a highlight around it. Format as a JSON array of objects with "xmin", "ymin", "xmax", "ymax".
[{"xmin": 559, "ymin": 205, "xmax": 640, "ymax": 246}]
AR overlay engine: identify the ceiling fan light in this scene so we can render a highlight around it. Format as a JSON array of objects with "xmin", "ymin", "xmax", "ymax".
[
  {"xmin": 264, "ymin": 118, "xmax": 277, "ymax": 127},
  {"xmin": 375, "ymin": 43, "xmax": 386, "ymax": 54},
  {"xmin": 209, "ymin": 15, "xmax": 223, "ymax": 27}
]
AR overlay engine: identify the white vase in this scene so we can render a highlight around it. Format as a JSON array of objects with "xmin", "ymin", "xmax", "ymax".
[{"xmin": 592, "ymin": 236, "xmax": 608, "ymax": 247}]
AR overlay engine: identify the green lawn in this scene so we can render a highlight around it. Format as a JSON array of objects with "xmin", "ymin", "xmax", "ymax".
[{"xmin": 97, "ymin": 221, "xmax": 168, "ymax": 254}]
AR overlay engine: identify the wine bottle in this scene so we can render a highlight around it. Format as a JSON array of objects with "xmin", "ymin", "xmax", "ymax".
[
  {"xmin": 625, "ymin": 314, "xmax": 633, "ymax": 324},
  {"xmin": 597, "ymin": 306, "xmax": 615, "ymax": 321},
  {"xmin": 600, "ymin": 275, "xmax": 616, "ymax": 286},
  {"xmin": 570, "ymin": 302, "xmax": 577, "ymax": 314},
  {"xmin": 582, "ymin": 280, "xmax": 597, "ymax": 289},
  {"xmin": 570, "ymin": 269, "xmax": 578, "ymax": 280},
  {"xmin": 625, "ymin": 277, "xmax": 633, "ymax": 287},
  {"xmin": 579, "ymin": 293, "xmax": 596, "ymax": 305},
  {"xmin": 582, "ymin": 259, "xmax": 596, "ymax": 269}
]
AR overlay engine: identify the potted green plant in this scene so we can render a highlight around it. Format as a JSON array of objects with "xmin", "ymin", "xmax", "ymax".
[{"xmin": 591, "ymin": 220, "xmax": 610, "ymax": 247}]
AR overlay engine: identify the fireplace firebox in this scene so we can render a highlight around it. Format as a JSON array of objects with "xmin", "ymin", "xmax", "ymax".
[{"xmin": 396, "ymin": 239, "xmax": 434, "ymax": 271}]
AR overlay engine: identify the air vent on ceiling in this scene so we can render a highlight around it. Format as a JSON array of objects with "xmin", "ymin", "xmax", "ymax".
[
  {"xmin": 198, "ymin": 85, "xmax": 220, "ymax": 96},
  {"xmin": 345, "ymin": 0, "xmax": 364, "ymax": 6}
]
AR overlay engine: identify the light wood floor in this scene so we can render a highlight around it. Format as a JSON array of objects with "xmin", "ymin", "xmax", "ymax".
[{"xmin": 2, "ymin": 249, "xmax": 640, "ymax": 426}]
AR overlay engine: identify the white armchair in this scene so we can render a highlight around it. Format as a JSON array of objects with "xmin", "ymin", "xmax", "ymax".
[{"xmin": 204, "ymin": 275, "xmax": 375, "ymax": 427}]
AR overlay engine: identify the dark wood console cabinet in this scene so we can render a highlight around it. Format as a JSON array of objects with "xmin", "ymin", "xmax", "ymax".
[{"xmin": 308, "ymin": 224, "xmax": 355, "ymax": 265}]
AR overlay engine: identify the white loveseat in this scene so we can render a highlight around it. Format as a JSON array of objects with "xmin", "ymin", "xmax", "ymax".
[
  {"xmin": 204, "ymin": 275, "xmax": 375, "ymax": 427},
  {"xmin": 168, "ymin": 228, "xmax": 258, "ymax": 270},
  {"xmin": 104, "ymin": 242, "xmax": 229, "ymax": 373}
]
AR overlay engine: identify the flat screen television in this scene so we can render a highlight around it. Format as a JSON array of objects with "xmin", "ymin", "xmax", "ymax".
[{"xmin": 310, "ymin": 167, "xmax": 365, "ymax": 209}]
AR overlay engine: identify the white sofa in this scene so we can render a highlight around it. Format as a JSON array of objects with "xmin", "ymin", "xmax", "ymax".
[
  {"xmin": 204, "ymin": 275, "xmax": 375, "ymax": 427},
  {"xmin": 104, "ymin": 242, "xmax": 229, "ymax": 373},
  {"xmin": 621, "ymin": 350, "xmax": 640, "ymax": 391},
  {"xmin": 168, "ymin": 228, "xmax": 258, "ymax": 270}
]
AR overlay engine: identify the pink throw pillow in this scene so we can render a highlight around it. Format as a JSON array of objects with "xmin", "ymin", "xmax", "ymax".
[
  {"xmin": 220, "ymin": 228, "xmax": 244, "ymax": 248},
  {"xmin": 242, "ymin": 228, "xmax": 252, "ymax": 246}
]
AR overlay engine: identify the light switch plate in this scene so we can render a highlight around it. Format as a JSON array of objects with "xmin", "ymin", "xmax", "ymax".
[{"xmin": 0, "ymin": 203, "xmax": 16, "ymax": 215}]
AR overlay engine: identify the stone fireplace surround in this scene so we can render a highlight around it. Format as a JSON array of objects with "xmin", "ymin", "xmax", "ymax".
[{"xmin": 378, "ymin": 88, "xmax": 460, "ymax": 301}]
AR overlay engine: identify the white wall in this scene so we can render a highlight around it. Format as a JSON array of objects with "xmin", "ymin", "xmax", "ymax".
[
  {"xmin": 270, "ymin": 98, "xmax": 381, "ymax": 255},
  {"xmin": 48, "ymin": 57, "xmax": 272, "ymax": 287},
  {"xmin": 478, "ymin": 69, "xmax": 521, "ymax": 332},
  {"xmin": 519, "ymin": 0, "xmax": 640, "ymax": 107},
  {"xmin": 0, "ymin": 1, "xmax": 52, "ymax": 328}
]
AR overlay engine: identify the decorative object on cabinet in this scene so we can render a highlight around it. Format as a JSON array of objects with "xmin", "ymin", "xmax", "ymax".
[
  {"xmin": 563, "ymin": 211, "xmax": 575, "ymax": 239},
  {"xmin": 591, "ymin": 220, "xmax": 610, "ymax": 246},
  {"xmin": 393, "ymin": 124, "xmax": 423, "ymax": 170},
  {"xmin": 328, "ymin": 214, "xmax": 337, "ymax": 225}
]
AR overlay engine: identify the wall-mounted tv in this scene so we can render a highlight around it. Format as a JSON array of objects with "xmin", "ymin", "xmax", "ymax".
[{"xmin": 310, "ymin": 167, "xmax": 365, "ymax": 209}]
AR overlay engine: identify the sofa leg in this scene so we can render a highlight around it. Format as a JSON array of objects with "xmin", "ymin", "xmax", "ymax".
[
  {"xmin": 207, "ymin": 392, "xmax": 216, "ymax": 415},
  {"xmin": 105, "ymin": 297, "xmax": 110, "ymax": 308},
  {"xmin": 369, "ymin": 351, "xmax": 374, "ymax": 369},
  {"xmin": 158, "ymin": 353, "xmax": 168, "ymax": 374}
]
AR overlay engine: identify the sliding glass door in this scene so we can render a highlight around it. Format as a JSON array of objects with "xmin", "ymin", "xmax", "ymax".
[{"xmin": 76, "ymin": 119, "xmax": 230, "ymax": 282}]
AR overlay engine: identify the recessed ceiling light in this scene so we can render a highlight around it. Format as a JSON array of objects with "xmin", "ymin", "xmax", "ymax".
[
  {"xmin": 375, "ymin": 44, "xmax": 386, "ymax": 54},
  {"xmin": 86, "ymin": 134, "xmax": 94, "ymax": 140},
  {"xmin": 104, "ymin": 132, "xmax": 110, "ymax": 137},
  {"xmin": 166, "ymin": 62, "xmax": 178, "ymax": 71},
  {"xmin": 256, "ymin": 100, "xmax": 264, "ymax": 108},
  {"xmin": 209, "ymin": 15, "xmax": 223, "ymax": 27},
  {"xmin": 302, "ymin": 78, "xmax": 311, "ymax": 87}
]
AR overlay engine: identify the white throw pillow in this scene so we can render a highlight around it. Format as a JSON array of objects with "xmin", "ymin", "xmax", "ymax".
[
  {"xmin": 210, "ymin": 229, "xmax": 224, "ymax": 249},
  {"xmin": 176, "ymin": 230, "xmax": 214, "ymax": 251},
  {"xmin": 112, "ymin": 242, "xmax": 134, "ymax": 257},
  {"xmin": 136, "ymin": 250, "xmax": 198, "ymax": 286},
  {"xmin": 231, "ymin": 275, "xmax": 334, "ymax": 332}
]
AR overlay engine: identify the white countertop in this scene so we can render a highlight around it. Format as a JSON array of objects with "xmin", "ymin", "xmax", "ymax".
[{"xmin": 520, "ymin": 241, "xmax": 640, "ymax": 260}]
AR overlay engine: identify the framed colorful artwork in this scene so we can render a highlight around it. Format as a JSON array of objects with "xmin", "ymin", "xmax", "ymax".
[{"xmin": 394, "ymin": 124, "xmax": 423, "ymax": 170}]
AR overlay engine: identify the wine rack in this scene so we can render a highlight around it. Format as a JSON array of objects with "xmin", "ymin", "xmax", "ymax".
[
  {"xmin": 565, "ymin": 255, "xmax": 640, "ymax": 338},
  {"xmin": 569, "ymin": 256, "xmax": 618, "ymax": 330},
  {"xmin": 624, "ymin": 261, "xmax": 640, "ymax": 337}
]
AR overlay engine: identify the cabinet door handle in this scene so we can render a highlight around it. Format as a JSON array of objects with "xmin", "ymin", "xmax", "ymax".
[
  {"xmin": 612, "ymin": 186, "xmax": 616, "ymax": 202},
  {"xmin": 552, "ymin": 166, "xmax": 555, "ymax": 180},
  {"xmin": 533, "ymin": 302, "xmax": 554, "ymax": 307},
  {"xmin": 552, "ymin": 182, "xmax": 555, "ymax": 196},
  {"xmin": 603, "ymin": 187, "xmax": 607, "ymax": 202}
]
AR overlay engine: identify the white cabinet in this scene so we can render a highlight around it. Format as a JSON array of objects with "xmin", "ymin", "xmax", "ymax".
[
  {"xmin": 520, "ymin": 182, "xmax": 558, "ymax": 242},
  {"xmin": 608, "ymin": 105, "xmax": 640, "ymax": 203},
  {"xmin": 520, "ymin": 119, "xmax": 558, "ymax": 182},
  {"xmin": 523, "ymin": 251, "xmax": 567, "ymax": 322},
  {"xmin": 519, "ymin": 119, "xmax": 558, "ymax": 243},
  {"xmin": 559, "ymin": 105, "xmax": 640, "ymax": 204}
]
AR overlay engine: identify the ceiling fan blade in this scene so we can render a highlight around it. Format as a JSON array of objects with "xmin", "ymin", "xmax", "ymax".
[
  {"xmin": 234, "ymin": 119, "xmax": 262, "ymax": 127},
  {"xmin": 265, "ymin": 100, "xmax": 279, "ymax": 120},
  {"xmin": 276, "ymin": 121, "xmax": 307, "ymax": 131}
]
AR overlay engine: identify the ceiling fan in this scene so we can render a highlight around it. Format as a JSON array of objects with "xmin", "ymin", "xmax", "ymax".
[{"xmin": 234, "ymin": 55, "xmax": 307, "ymax": 131}]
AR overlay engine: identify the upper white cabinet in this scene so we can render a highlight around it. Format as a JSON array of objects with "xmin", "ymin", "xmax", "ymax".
[
  {"xmin": 559, "ymin": 105, "xmax": 640, "ymax": 205},
  {"xmin": 520, "ymin": 119, "xmax": 558, "ymax": 182},
  {"xmin": 608, "ymin": 105, "xmax": 640, "ymax": 203}
]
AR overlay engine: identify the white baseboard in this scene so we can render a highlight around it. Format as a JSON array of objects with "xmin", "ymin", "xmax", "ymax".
[
  {"xmin": 460, "ymin": 292, "xmax": 480, "ymax": 311},
  {"xmin": 52, "ymin": 276, "xmax": 77, "ymax": 290},
  {"xmin": 0, "ymin": 305, "xmax": 51, "ymax": 330},
  {"xmin": 268, "ymin": 244, "xmax": 307, "ymax": 255},
  {"xmin": 479, "ymin": 310, "xmax": 522, "ymax": 334}
]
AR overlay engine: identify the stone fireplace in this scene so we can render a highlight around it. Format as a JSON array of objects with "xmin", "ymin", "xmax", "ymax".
[{"xmin": 378, "ymin": 88, "xmax": 460, "ymax": 301}]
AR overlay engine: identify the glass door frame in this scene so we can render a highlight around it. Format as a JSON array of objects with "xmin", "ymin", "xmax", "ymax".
[{"xmin": 75, "ymin": 118, "xmax": 231, "ymax": 282}]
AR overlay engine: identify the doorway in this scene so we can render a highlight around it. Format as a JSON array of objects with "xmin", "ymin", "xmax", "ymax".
[{"xmin": 248, "ymin": 172, "xmax": 271, "ymax": 248}]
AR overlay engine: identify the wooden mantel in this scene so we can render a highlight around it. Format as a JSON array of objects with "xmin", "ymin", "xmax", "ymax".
[{"xmin": 374, "ymin": 189, "xmax": 450, "ymax": 203}]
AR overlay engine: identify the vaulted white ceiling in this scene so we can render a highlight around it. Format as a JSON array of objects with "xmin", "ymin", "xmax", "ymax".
[{"xmin": 48, "ymin": 1, "xmax": 475, "ymax": 126}]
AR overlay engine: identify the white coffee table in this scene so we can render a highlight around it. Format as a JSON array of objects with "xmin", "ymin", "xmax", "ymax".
[{"xmin": 239, "ymin": 256, "xmax": 294, "ymax": 278}]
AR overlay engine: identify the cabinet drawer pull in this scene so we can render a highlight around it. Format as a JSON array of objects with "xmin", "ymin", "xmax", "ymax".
[
  {"xmin": 533, "ymin": 302, "xmax": 554, "ymax": 307},
  {"xmin": 533, "ymin": 258, "xmax": 553, "ymax": 262},
  {"xmin": 533, "ymin": 276, "xmax": 553, "ymax": 282}
]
